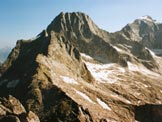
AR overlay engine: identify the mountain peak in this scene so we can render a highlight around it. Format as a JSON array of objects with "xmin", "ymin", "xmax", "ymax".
[
  {"xmin": 47, "ymin": 12, "xmax": 99, "ymax": 36},
  {"xmin": 60, "ymin": 12, "xmax": 88, "ymax": 17},
  {"xmin": 137, "ymin": 15, "xmax": 156, "ymax": 22}
]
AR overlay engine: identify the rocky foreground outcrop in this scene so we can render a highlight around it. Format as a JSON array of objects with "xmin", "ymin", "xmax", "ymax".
[
  {"xmin": 0, "ymin": 95, "xmax": 40, "ymax": 122},
  {"xmin": 0, "ymin": 12, "xmax": 162, "ymax": 122}
]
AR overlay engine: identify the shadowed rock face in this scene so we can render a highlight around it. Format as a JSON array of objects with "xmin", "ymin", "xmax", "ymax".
[
  {"xmin": 0, "ymin": 12, "xmax": 162, "ymax": 122},
  {"xmin": 135, "ymin": 104, "xmax": 162, "ymax": 122}
]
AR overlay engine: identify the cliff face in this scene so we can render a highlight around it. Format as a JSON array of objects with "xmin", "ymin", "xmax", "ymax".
[{"xmin": 0, "ymin": 12, "xmax": 162, "ymax": 122}]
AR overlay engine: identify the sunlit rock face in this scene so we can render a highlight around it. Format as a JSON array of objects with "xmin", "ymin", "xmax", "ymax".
[{"xmin": 0, "ymin": 12, "xmax": 162, "ymax": 122}]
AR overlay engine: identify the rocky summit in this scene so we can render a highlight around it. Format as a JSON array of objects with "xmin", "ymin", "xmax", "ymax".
[{"xmin": 0, "ymin": 12, "xmax": 162, "ymax": 122}]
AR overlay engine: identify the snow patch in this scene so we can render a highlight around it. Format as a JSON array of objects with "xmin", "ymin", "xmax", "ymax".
[
  {"xmin": 127, "ymin": 62, "xmax": 139, "ymax": 71},
  {"xmin": 61, "ymin": 76, "xmax": 78, "ymax": 85},
  {"xmin": 145, "ymin": 47, "xmax": 156, "ymax": 57},
  {"xmin": 110, "ymin": 94, "xmax": 132, "ymax": 104},
  {"xmin": 137, "ymin": 101, "xmax": 141, "ymax": 104},
  {"xmin": 134, "ymin": 120, "xmax": 140, "ymax": 122},
  {"xmin": 85, "ymin": 61, "xmax": 125, "ymax": 83},
  {"xmin": 151, "ymin": 49, "xmax": 162, "ymax": 56},
  {"xmin": 127, "ymin": 61, "xmax": 160, "ymax": 77},
  {"xmin": 125, "ymin": 45, "xmax": 132, "ymax": 49},
  {"xmin": 143, "ymin": 84, "xmax": 149, "ymax": 88},
  {"xmin": 76, "ymin": 91, "xmax": 94, "ymax": 103},
  {"xmin": 97, "ymin": 98, "xmax": 111, "ymax": 110},
  {"xmin": 81, "ymin": 53, "xmax": 93, "ymax": 60},
  {"xmin": 138, "ymin": 16, "xmax": 154, "ymax": 22},
  {"xmin": 113, "ymin": 46, "xmax": 123, "ymax": 52},
  {"xmin": 125, "ymin": 100, "xmax": 131, "ymax": 104},
  {"xmin": 160, "ymin": 90, "xmax": 162, "ymax": 93},
  {"xmin": 7, "ymin": 80, "xmax": 20, "ymax": 88}
]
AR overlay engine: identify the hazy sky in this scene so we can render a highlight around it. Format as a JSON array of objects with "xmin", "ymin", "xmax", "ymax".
[{"xmin": 0, "ymin": 0, "xmax": 162, "ymax": 48}]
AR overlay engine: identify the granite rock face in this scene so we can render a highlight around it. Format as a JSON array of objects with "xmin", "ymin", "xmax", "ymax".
[{"xmin": 0, "ymin": 12, "xmax": 162, "ymax": 122}]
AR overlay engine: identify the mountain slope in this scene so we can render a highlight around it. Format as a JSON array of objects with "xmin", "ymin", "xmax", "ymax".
[{"xmin": 0, "ymin": 12, "xmax": 162, "ymax": 122}]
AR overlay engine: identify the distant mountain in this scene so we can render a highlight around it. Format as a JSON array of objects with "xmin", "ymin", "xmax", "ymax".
[
  {"xmin": 114, "ymin": 15, "xmax": 162, "ymax": 48},
  {"xmin": 0, "ymin": 12, "xmax": 162, "ymax": 122},
  {"xmin": 0, "ymin": 47, "xmax": 11, "ymax": 64}
]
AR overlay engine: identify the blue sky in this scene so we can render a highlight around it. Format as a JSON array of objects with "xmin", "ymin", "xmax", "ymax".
[{"xmin": 0, "ymin": 0, "xmax": 162, "ymax": 48}]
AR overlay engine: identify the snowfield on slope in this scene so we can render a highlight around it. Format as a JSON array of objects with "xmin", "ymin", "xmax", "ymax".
[
  {"xmin": 81, "ymin": 53, "xmax": 126, "ymax": 84},
  {"xmin": 81, "ymin": 53, "xmax": 161, "ymax": 85},
  {"xmin": 127, "ymin": 61, "xmax": 160, "ymax": 77}
]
